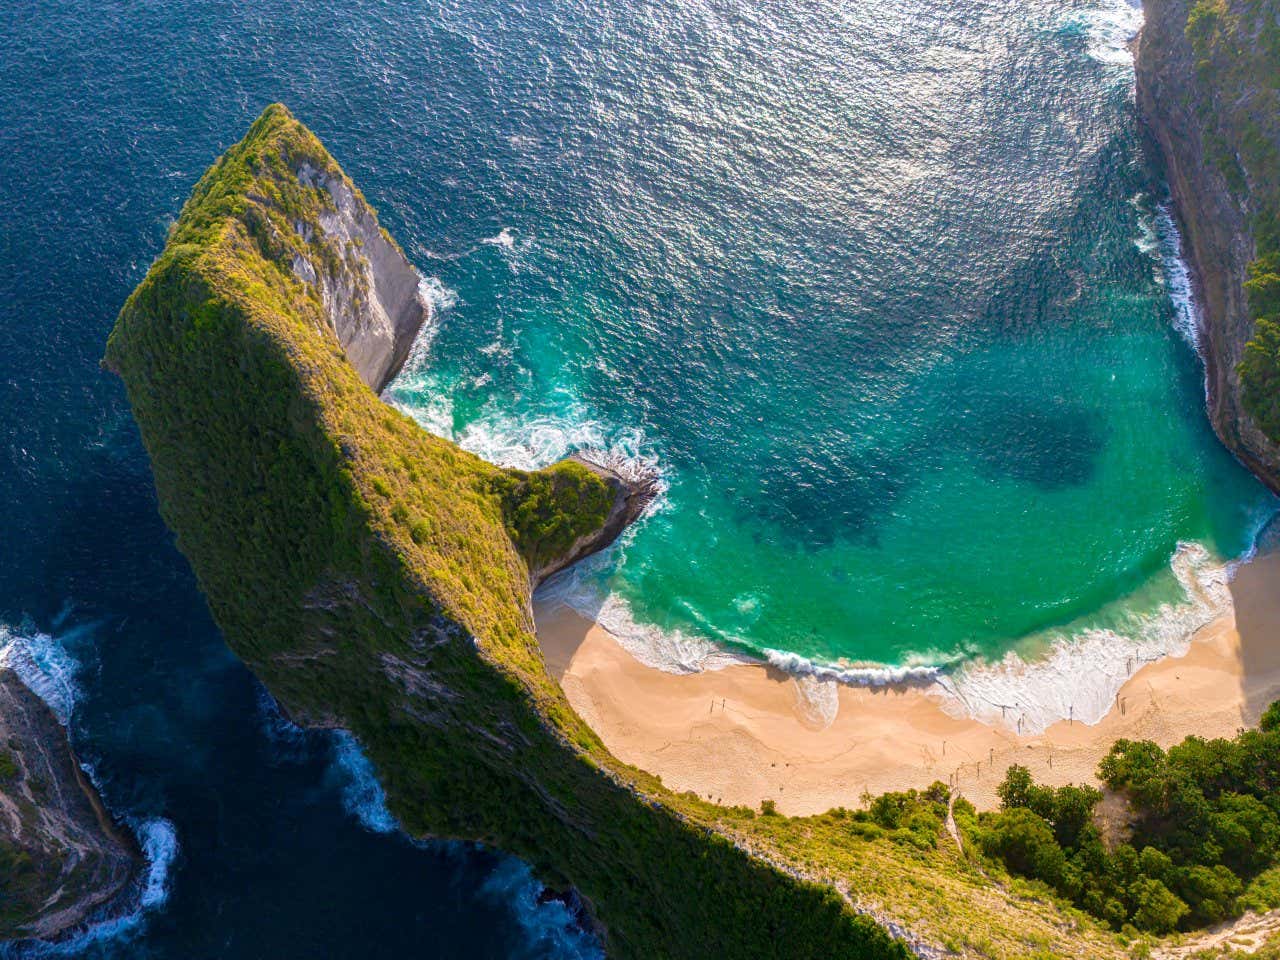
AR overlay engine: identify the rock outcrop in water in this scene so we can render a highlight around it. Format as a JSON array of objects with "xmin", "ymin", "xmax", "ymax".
[
  {"xmin": 1136, "ymin": 0, "xmax": 1280, "ymax": 492},
  {"xmin": 104, "ymin": 103, "xmax": 1160, "ymax": 960},
  {"xmin": 527, "ymin": 454, "xmax": 660, "ymax": 588},
  {"xmin": 0, "ymin": 670, "xmax": 141, "ymax": 940}
]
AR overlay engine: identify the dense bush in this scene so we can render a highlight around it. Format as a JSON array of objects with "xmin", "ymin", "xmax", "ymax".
[
  {"xmin": 976, "ymin": 702, "xmax": 1280, "ymax": 934},
  {"xmin": 853, "ymin": 782, "xmax": 966, "ymax": 851}
]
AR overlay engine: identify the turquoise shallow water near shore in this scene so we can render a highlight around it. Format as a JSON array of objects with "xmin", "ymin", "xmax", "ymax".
[{"xmin": 385, "ymin": 0, "xmax": 1276, "ymax": 678}]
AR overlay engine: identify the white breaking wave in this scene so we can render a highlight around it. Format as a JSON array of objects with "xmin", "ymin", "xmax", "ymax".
[
  {"xmin": 539, "ymin": 542, "xmax": 961, "ymax": 682},
  {"xmin": 761, "ymin": 648, "xmax": 954, "ymax": 686},
  {"xmin": 937, "ymin": 542, "xmax": 1231, "ymax": 733},
  {"xmin": 481, "ymin": 227, "xmax": 517, "ymax": 249},
  {"xmin": 399, "ymin": 277, "xmax": 457, "ymax": 373},
  {"xmin": 0, "ymin": 623, "xmax": 84, "ymax": 725},
  {"xmin": 538, "ymin": 548, "xmax": 746, "ymax": 674},
  {"xmin": 1063, "ymin": 0, "xmax": 1143, "ymax": 67},
  {"xmin": 544, "ymin": 541, "xmax": 1239, "ymax": 737},
  {"xmin": 419, "ymin": 275, "xmax": 459, "ymax": 315},
  {"xmin": 1153, "ymin": 202, "xmax": 1205, "ymax": 354},
  {"xmin": 330, "ymin": 730, "xmax": 398, "ymax": 834},
  {"xmin": 135, "ymin": 817, "xmax": 180, "ymax": 909},
  {"xmin": 395, "ymin": 389, "xmax": 665, "ymax": 485},
  {"xmin": 456, "ymin": 408, "xmax": 660, "ymax": 477},
  {"xmin": 0, "ymin": 621, "xmax": 181, "ymax": 954},
  {"xmin": 4, "ymin": 812, "xmax": 180, "ymax": 957},
  {"xmin": 479, "ymin": 858, "xmax": 604, "ymax": 960}
]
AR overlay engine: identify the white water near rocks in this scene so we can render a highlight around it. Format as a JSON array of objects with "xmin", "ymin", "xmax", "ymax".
[{"xmin": 0, "ymin": 622, "xmax": 180, "ymax": 953}]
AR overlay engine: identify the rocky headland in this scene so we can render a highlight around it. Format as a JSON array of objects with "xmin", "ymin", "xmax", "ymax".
[
  {"xmin": 0, "ymin": 669, "xmax": 141, "ymax": 941},
  {"xmin": 1136, "ymin": 0, "xmax": 1280, "ymax": 491}
]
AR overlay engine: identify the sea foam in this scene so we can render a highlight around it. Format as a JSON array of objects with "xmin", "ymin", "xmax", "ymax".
[
  {"xmin": 1061, "ymin": 0, "xmax": 1143, "ymax": 67},
  {"xmin": 479, "ymin": 858, "xmax": 604, "ymax": 960},
  {"xmin": 0, "ymin": 622, "xmax": 85, "ymax": 726},
  {"xmin": 537, "ymin": 547, "xmax": 746, "ymax": 674},
  {"xmin": 541, "ymin": 540, "xmax": 1242, "ymax": 736},
  {"xmin": 481, "ymin": 227, "xmax": 517, "ymax": 250},
  {"xmin": 0, "ymin": 620, "xmax": 181, "ymax": 955},
  {"xmin": 330, "ymin": 729, "xmax": 398, "ymax": 834},
  {"xmin": 398, "ymin": 276, "xmax": 457, "ymax": 373},
  {"xmin": 1152, "ymin": 202, "xmax": 1205, "ymax": 355},
  {"xmin": 937, "ymin": 542, "xmax": 1232, "ymax": 733}
]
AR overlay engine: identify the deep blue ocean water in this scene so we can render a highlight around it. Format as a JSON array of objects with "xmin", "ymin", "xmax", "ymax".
[{"xmin": 1, "ymin": 0, "xmax": 1276, "ymax": 955}]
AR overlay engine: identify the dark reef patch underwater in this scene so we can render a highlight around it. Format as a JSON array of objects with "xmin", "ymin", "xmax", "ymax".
[{"xmin": 0, "ymin": 0, "xmax": 1277, "ymax": 955}]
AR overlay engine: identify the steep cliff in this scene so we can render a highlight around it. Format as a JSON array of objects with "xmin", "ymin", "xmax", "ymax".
[
  {"xmin": 0, "ymin": 670, "xmax": 141, "ymax": 940},
  {"xmin": 104, "ymin": 104, "xmax": 1142, "ymax": 960},
  {"xmin": 291, "ymin": 160, "xmax": 429, "ymax": 393},
  {"xmin": 1136, "ymin": 0, "xmax": 1280, "ymax": 491}
]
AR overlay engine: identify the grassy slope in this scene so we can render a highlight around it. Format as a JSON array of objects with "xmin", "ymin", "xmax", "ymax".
[
  {"xmin": 1181, "ymin": 0, "xmax": 1280, "ymax": 437},
  {"xmin": 105, "ymin": 104, "xmax": 1131, "ymax": 959}
]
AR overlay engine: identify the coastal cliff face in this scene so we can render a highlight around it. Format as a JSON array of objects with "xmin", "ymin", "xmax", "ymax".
[
  {"xmin": 291, "ymin": 161, "xmax": 429, "ymax": 394},
  {"xmin": 0, "ymin": 670, "xmax": 140, "ymax": 940},
  {"xmin": 1136, "ymin": 0, "xmax": 1280, "ymax": 491},
  {"xmin": 104, "ymin": 104, "xmax": 1142, "ymax": 960}
]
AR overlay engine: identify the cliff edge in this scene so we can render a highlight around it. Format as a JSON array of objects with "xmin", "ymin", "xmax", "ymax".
[{"xmin": 1136, "ymin": 0, "xmax": 1280, "ymax": 491}]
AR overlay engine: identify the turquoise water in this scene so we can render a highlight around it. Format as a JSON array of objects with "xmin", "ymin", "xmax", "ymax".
[{"xmin": 386, "ymin": 1, "xmax": 1275, "ymax": 677}]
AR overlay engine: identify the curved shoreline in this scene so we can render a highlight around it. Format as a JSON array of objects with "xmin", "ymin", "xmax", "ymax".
[{"xmin": 536, "ymin": 550, "xmax": 1280, "ymax": 815}]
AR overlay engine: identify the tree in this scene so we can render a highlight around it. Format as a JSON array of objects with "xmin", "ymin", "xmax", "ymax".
[
  {"xmin": 1129, "ymin": 877, "xmax": 1189, "ymax": 934},
  {"xmin": 981, "ymin": 808, "xmax": 1067, "ymax": 887}
]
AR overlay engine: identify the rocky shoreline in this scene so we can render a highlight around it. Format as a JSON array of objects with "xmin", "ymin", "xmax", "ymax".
[
  {"xmin": 0, "ymin": 669, "xmax": 142, "ymax": 941},
  {"xmin": 1135, "ymin": 0, "xmax": 1280, "ymax": 493}
]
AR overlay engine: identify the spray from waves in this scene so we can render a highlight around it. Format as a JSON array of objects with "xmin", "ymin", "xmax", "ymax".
[
  {"xmin": 329, "ymin": 730, "xmax": 397, "ymax": 834},
  {"xmin": 0, "ymin": 622, "xmax": 84, "ymax": 725},
  {"xmin": 1059, "ymin": 0, "xmax": 1143, "ymax": 68},
  {"xmin": 479, "ymin": 858, "xmax": 604, "ymax": 960},
  {"xmin": 1151, "ymin": 202, "xmax": 1205, "ymax": 355},
  {"xmin": 0, "ymin": 622, "xmax": 180, "ymax": 956},
  {"xmin": 937, "ymin": 542, "xmax": 1231, "ymax": 733}
]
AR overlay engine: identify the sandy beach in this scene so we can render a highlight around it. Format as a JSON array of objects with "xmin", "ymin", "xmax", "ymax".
[{"xmin": 536, "ymin": 551, "xmax": 1280, "ymax": 815}]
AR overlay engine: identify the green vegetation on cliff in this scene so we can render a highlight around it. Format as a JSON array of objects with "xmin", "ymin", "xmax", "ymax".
[
  {"xmin": 1181, "ymin": 0, "xmax": 1280, "ymax": 438},
  {"xmin": 977, "ymin": 705, "xmax": 1280, "ymax": 935},
  {"xmin": 109, "ymin": 104, "xmax": 1216, "ymax": 959},
  {"xmin": 105, "ymin": 104, "xmax": 910, "ymax": 960}
]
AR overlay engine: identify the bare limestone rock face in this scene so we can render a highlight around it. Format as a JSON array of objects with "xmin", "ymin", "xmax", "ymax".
[{"xmin": 292, "ymin": 161, "xmax": 430, "ymax": 394}]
